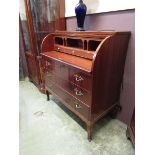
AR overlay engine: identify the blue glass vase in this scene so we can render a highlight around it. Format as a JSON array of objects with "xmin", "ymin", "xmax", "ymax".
[{"xmin": 75, "ymin": 0, "xmax": 87, "ymax": 31}]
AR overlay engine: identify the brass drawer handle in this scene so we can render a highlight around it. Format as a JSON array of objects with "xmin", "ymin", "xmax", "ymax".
[
  {"xmin": 74, "ymin": 88, "xmax": 83, "ymax": 96},
  {"xmin": 74, "ymin": 75, "xmax": 84, "ymax": 82},
  {"xmin": 75, "ymin": 103, "xmax": 82, "ymax": 109}
]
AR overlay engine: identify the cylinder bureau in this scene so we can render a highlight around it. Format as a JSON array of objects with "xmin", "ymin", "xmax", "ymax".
[{"xmin": 40, "ymin": 31, "xmax": 131, "ymax": 141}]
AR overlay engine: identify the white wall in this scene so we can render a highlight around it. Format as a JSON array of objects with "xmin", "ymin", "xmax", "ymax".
[
  {"xmin": 19, "ymin": 0, "xmax": 26, "ymax": 20},
  {"xmin": 65, "ymin": 0, "xmax": 135, "ymax": 17}
]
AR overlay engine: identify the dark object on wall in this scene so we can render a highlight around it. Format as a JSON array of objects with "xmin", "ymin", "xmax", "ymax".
[
  {"xmin": 75, "ymin": 0, "xmax": 87, "ymax": 31},
  {"xmin": 19, "ymin": 0, "xmax": 65, "ymax": 91},
  {"xmin": 41, "ymin": 31, "xmax": 131, "ymax": 141},
  {"xmin": 127, "ymin": 109, "xmax": 135, "ymax": 147}
]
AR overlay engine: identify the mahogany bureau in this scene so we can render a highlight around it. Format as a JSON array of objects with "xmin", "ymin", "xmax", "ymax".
[{"xmin": 40, "ymin": 31, "xmax": 131, "ymax": 141}]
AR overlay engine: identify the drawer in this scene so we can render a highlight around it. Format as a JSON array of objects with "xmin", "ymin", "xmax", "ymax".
[
  {"xmin": 61, "ymin": 80, "xmax": 91, "ymax": 106},
  {"xmin": 45, "ymin": 72, "xmax": 91, "ymax": 106},
  {"xmin": 45, "ymin": 60, "xmax": 69, "ymax": 80},
  {"xmin": 69, "ymin": 68, "xmax": 92, "ymax": 91},
  {"xmin": 46, "ymin": 82, "xmax": 90, "ymax": 120}
]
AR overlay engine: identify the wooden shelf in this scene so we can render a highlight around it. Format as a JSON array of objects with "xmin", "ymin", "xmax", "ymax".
[{"xmin": 41, "ymin": 51, "xmax": 93, "ymax": 73}]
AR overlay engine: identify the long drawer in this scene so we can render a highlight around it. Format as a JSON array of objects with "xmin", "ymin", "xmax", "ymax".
[
  {"xmin": 45, "ymin": 60, "xmax": 92, "ymax": 91},
  {"xmin": 68, "ymin": 67, "xmax": 92, "ymax": 91},
  {"xmin": 46, "ymin": 82, "xmax": 90, "ymax": 120},
  {"xmin": 45, "ymin": 72, "xmax": 91, "ymax": 106}
]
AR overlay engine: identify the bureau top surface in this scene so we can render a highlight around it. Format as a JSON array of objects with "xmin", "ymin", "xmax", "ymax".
[
  {"xmin": 52, "ymin": 31, "xmax": 131, "ymax": 37},
  {"xmin": 41, "ymin": 51, "xmax": 93, "ymax": 73}
]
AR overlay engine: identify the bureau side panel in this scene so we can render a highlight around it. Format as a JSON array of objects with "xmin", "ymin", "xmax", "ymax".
[
  {"xmin": 41, "ymin": 33, "xmax": 54, "ymax": 53},
  {"xmin": 91, "ymin": 34, "xmax": 131, "ymax": 120}
]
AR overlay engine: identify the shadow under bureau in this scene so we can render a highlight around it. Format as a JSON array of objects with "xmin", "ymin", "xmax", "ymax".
[{"xmin": 40, "ymin": 31, "xmax": 131, "ymax": 141}]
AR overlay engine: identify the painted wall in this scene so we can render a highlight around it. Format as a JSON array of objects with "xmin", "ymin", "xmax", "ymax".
[
  {"xmin": 65, "ymin": 0, "xmax": 134, "ymax": 17},
  {"xmin": 66, "ymin": 9, "xmax": 135, "ymax": 125}
]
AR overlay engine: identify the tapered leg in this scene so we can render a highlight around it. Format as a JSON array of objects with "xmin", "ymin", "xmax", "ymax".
[
  {"xmin": 46, "ymin": 90, "xmax": 50, "ymax": 101},
  {"xmin": 87, "ymin": 124, "xmax": 93, "ymax": 142}
]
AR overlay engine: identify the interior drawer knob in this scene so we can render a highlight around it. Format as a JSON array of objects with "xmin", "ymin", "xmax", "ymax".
[{"xmin": 57, "ymin": 47, "xmax": 60, "ymax": 51}]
